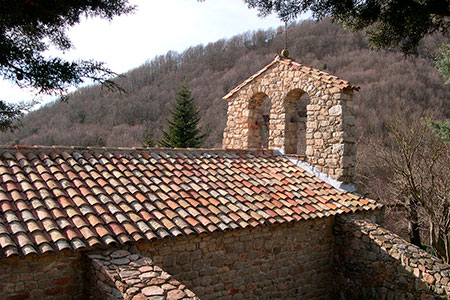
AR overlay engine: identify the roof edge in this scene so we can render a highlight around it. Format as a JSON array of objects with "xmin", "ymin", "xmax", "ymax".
[
  {"xmin": 0, "ymin": 145, "xmax": 279, "ymax": 155},
  {"xmin": 222, "ymin": 55, "xmax": 280, "ymax": 101},
  {"xmin": 273, "ymin": 148, "xmax": 356, "ymax": 193},
  {"xmin": 222, "ymin": 54, "xmax": 359, "ymax": 101}
]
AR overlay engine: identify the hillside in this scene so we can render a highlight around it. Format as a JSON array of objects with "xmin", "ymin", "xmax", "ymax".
[
  {"xmin": 2, "ymin": 19, "xmax": 448, "ymax": 148},
  {"xmin": 1, "ymin": 19, "xmax": 449, "ymax": 202}
]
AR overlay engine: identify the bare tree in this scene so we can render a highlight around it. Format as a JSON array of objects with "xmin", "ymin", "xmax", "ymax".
[{"xmin": 376, "ymin": 119, "xmax": 450, "ymax": 261}]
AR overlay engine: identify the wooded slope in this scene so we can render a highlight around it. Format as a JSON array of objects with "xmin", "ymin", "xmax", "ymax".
[{"xmin": 1, "ymin": 18, "xmax": 448, "ymax": 155}]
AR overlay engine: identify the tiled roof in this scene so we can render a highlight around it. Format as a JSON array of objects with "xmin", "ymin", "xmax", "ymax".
[
  {"xmin": 223, "ymin": 55, "xmax": 359, "ymax": 100},
  {"xmin": 0, "ymin": 146, "xmax": 380, "ymax": 258}
]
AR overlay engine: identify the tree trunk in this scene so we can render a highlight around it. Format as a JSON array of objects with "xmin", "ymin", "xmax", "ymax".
[
  {"xmin": 429, "ymin": 219, "xmax": 434, "ymax": 247},
  {"xmin": 408, "ymin": 199, "xmax": 422, "ymax": 247},
  {"xmin": 433, "ymin": 230, "xmax": 450, "ymax": 263},
  {"xmin": 445, "ymin": 235, "xmax": 449, "ymax": 264}
]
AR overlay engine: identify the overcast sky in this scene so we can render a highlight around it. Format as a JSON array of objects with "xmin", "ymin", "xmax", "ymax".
[{"xmin": 1, "ymin": 0, "xmax": 287, "ymax": 105}]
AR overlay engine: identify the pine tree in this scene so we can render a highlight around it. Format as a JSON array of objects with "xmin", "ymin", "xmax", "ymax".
[
  {"xmin": 142, "ymin": 129, "xmax": 156, "ymax": 148},
  {"xmin": 158, "ymin": 85, "xmax": 206, "ymax": 148}
]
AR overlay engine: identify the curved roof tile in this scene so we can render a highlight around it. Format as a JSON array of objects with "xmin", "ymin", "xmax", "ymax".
[{"xmin": 0, "ymin": 146, "xmax": 381, "ymax": 258}]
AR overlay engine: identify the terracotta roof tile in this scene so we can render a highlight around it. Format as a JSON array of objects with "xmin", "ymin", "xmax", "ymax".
[{"xmin": 0, "ymin": 146, "xmax": 380, "ymax": 258}]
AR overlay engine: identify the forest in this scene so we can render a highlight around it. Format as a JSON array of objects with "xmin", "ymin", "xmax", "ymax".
[{"xmin": 0, "ymin": 18, "xmax": 449, "ymax": 240}]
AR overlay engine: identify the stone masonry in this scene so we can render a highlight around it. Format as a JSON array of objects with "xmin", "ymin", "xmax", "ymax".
[
  {"xmin": 86, "ymin": 249, "xmax": 198, "ymax": 300},
  {"xmin": 334, "ymin": 215, "xmax": 450, "ymax": 299},
  {"xmin": 0, "ymin": 253, "xmax": 84, "ymax": 300},
  {"xmin": 222, "ymin": 55, "xmax": 357, "ymax": 183},
  {"xmin": 134, "ymin": 217, "xmax": 335, "ymax": 300},
  {"xmin": 5, "ymin": 213, "xmax": 450, "ymax": 300},
  {"xmin": 0, "ymin": 217, "xmax": 335, "ymax": 300}
]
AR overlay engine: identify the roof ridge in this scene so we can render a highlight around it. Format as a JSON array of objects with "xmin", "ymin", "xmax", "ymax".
[
  {"xmin": 0, "ymin": 145, "xmax": 278, "ymax": 154},
  {"xmin": 279, "ymin": 57, "xmax": 360, "ymax": 90},
  {"xmin": 222, "ymin": 54, "xmax": 359, "ymax": 101}
]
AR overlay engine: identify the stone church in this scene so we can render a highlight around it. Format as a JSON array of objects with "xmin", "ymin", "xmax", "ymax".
[{"xmin": 0, "ymin": 54, "xmax": 449, "ymax": 300}]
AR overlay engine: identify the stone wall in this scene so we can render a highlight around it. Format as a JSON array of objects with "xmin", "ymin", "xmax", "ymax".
[
  {"xmin": 222, "ymin": 57, "xmax": 356, "ymax": 183},
  {"xmin": 334, "ymin": 215, "xmax": 450, "ymax": 299},
  {"xmin": 133, "ymin": 217, "xmax": 335, "ymax": 300},
  {"xmin": 0, "ymin": 253, "xmax": 84, "ymax": 300},
  {"xmin": 86, "ymin": 249, "xmax": 198, "ymax": 300}
]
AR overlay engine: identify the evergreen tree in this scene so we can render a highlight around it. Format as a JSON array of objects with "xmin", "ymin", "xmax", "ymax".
[
  {"xmin": 158, "ymin": 85, "xmax": 206, "ymax": 148},
  {"xmin": 142, "ymin": 129, "xmax": 156, "ymax": 147}
]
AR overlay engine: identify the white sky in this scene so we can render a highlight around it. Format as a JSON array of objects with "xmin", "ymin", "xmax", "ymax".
[{"xmin": 1, "ymin": 0, "xmax": 287, "ymax": 105}]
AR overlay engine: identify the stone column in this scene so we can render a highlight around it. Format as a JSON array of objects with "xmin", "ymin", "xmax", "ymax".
[
  {"xmin": 281, "ymin": 89, "xmax": 304, "ymax": 154},
  {"xmin": 305, "ymin": 88, "xmax": 355, "ymax": 183},
  {"xmin": 223, "ymin": 95, "xmax": 248, "ymax": 149},
  {"xmin": 340, "ymin": 90, "xmax": 356, "ymax": 182},
  {"xmin": 267, "ymin": 93, "xmax": 285, "ymax": 150}
]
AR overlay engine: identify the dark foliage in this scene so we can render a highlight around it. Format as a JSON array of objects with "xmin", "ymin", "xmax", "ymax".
[
  {"xmin": 245, "ymin": 0, "xmax": 450, "ymax": 55},
  {"xmin": 435, "ymin": 44, "xmax": 450, "ymax": 84},
  {"xmin": 431, "ymin": 44, "xmax": 450, "ymax": 143},
  {"xmin": 0, "ymin": 100, "xmax": 23, "ymax": 132},
  {"xmin": 0, "ymin": 0, "xmax": 134, "ymax": 131},
  {"xmin": 158, "ymin": 85, "xmax": 206, "ymax": 148}
]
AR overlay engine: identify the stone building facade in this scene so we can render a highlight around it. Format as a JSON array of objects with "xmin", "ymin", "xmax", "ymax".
[
  {"xmin": 3, "ymin": 214, "xmax": 450, "ymax": 300},
  {"xmin": 84, "ymin": 217, "xmax": 335, "ymax": 300},
  {"xmin": 135, "ymin": 217, "xmax": 335, "ymax": 300}
]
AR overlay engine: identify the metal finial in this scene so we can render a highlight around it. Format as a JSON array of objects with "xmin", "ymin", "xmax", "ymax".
[
  {"xmin": 280, "ymin": 21, "xmax": 289, "ymax": 58},
  {"xmin": 284, "ymin": 21, "xmax": 287, "ymax": 50}
]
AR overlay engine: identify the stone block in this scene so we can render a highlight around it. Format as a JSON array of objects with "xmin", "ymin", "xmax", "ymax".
[
  {"xmin": 52, "ymin": 276, "xmax": 71, "ymax": 285},
  {"xmin": 111, "ymin": 250, "xmax": 130, "ymax": 259},
  {"xmin": 328, "ymin": 105, "xmax": 342, "ymax": 116},
  {"xmin": 110, "ymin": 258, "xmax": 130, "ymax": 265},
  {"xmin": 44, "ymin": 286, "xmax": 63, "ymax": 296},
  {"xmin": 142, "ymin": 286, "xmax": 164, "ymax": 296}
]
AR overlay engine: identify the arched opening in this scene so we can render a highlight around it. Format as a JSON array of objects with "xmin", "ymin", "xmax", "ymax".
[
  {"xmin": 247, "ymin": 92, "xmax": 271, "ymax": 149},
  {"xmin": 296, "ymin": 93, "xmax": 310, "ymax": 154},
  {"xmin": 260, "ymin": 96, "xmax": 272, "ymax": 149},
  {"xmin": 284, "ymin": 89, "xmax": 310, "ymax": 155}
]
